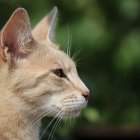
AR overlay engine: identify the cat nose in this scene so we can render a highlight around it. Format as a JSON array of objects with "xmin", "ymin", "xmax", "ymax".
[{"xmin": 82, "ymin": 91, "xmax": 90, "ymax": 101}]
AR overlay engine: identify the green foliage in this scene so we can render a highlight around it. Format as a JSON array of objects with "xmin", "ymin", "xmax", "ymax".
[
  {"xmin": 83, "ymin": 107, "xmax": 101, "ymax": 123},
  {"xmin": 114, "ymin": 30, "xmax": 140, "ymax": 71}
]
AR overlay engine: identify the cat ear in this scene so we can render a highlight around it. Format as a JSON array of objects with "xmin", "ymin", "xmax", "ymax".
[
  {"xmin": 1, "ymin": 8, "xmax": 35, "ymax": 67},
  {"xmin": 32, "ymin": 7, "xmax": 58, "ymax": 42}
]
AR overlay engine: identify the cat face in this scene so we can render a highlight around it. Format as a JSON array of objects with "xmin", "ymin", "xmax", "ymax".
[{"xmin": 0, "ymin": 8, "xmax": 90, "ymax": 119}]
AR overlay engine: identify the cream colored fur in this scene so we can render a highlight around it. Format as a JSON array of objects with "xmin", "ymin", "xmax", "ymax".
[{"xmin": 0, "ymin": 7, "xmax": 89, "ymax": 140}]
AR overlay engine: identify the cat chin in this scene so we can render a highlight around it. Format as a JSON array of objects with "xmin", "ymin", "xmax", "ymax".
[
  {"xmin": 49, "ymin": 109, "xmax": 81, "ymax": 119},
  {"xmin": 62, "ymin": 109, "xmax": 81, "ymax": 119},
  {"xmin": 47, "ymin": 106, "xmax": 83, "ymax": 119},
  {"xmin": 61, "ymin": 103, "xmax": 87, "ymax": 119}
]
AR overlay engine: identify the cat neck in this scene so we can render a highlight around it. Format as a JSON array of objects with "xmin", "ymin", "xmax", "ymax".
[{"xmin": 0, "ymin": 88, "xmax": 41, "ymax": 140}]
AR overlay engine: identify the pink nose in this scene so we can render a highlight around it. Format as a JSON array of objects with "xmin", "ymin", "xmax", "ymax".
[{"xmin": 82, "ymin": 91, "xmax": 90, "ymax": 101}]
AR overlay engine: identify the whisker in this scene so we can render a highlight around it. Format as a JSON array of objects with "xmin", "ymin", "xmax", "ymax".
[
  {"xmin": 40, "ymin": 109, "xmax": 63, "ymax": 140},
  {"xmin": 48, "ymin": 114, "xmax": 63, "ymax": 140},
  {"xmin": 24, "ymin": 104, "xmax": 49, "ymax": 117},
  {"xmin": 72, "ymin": 48, "xmax": 81, "ymax": 63},
  {"xmin": 68, "ymin": 32, "xmax": 72, "ymax": 57},
  {"xmin": 72, "ymin": 110, "xmax": 76, "ymax": 125},
  {"xmin": 66, "ymin": 24, "xmax": 70, "ymax": 56},
  {"xmin": 66, "ymin": 24, "xmax": 72, "ymax": 57},
  {"xmin": 63, "ymin": 25, "xmax": 69, "ymax": 53},
  {"xmin": 73, "ymin": 117, "xmax": 76, "ymax": 125},
  {"xmin": 48, "ymin": 112, "xmax": 64, "ymax": 140},
  {"xmin": 24, "ymin": 108, "xmax": 53, "ymax": 138},
  {"xmin": 74, "ymin": 58, "xmax": 83, "ymax": 67},
  {"xmin": 70, "ymin": 115, "xmax": 72, "ymax": 126},
  {"xmin": 26, "ymin": 108, "xmax": 53, "ymax": 130},
  {"xmin": 64, "ymin": 117, "xmax": 67, "ymax": 127}
]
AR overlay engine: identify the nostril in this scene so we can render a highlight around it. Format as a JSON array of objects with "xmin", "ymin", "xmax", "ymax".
[{"xmin": 82, "ymin": 92, "xmax": 90, "ymax": 101}]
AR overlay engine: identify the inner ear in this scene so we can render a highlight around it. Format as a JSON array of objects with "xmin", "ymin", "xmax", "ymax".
[
  {"xmin": 1, "ymin": 8, "xmax": 35, "ymax": 67},
  {"xmin": 32, "ymin": 7, "xmax": 58, "ymax": 42}
]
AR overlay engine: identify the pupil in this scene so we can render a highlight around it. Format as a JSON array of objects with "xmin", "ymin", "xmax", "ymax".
[
  {"xmin": 54, "ymin": 69, "xmax": 65, "ymax": 78},
  {"xmin": 58, "ymin": 70, "xmax": 61, "ymax": 76},
  {"xmin": 53, "ymin": 69, "xmax": 66, "ymax": 78}
]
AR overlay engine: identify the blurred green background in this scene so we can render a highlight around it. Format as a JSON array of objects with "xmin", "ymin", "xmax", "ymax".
[{"xmin": 1, "ymin": 0, "xmax": 140, "ymax": 139}]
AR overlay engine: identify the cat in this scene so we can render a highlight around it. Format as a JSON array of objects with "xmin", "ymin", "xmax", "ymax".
[{"xmin": 0, "ymin": 7, "xmax": 90, "ymax": 140}]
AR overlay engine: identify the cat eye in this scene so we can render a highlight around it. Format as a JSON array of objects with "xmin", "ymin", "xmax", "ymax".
[{"xmin": 53, "ymin": 69, "xmax": 66, "ymax": 78}]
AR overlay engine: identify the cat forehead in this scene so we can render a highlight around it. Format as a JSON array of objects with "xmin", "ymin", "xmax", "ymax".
[
  {"xmin": 30, "ymin": 42, "xmax": 76, "ymax": 70},
  {"xmin": 46, "ymin": 47, "xmax": 75, "ymax": 69}
]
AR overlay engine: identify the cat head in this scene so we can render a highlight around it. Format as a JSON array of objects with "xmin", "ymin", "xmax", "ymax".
[{"xmin": 0, "ymin": 7, "xmax": 90, "ymax": 118}]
